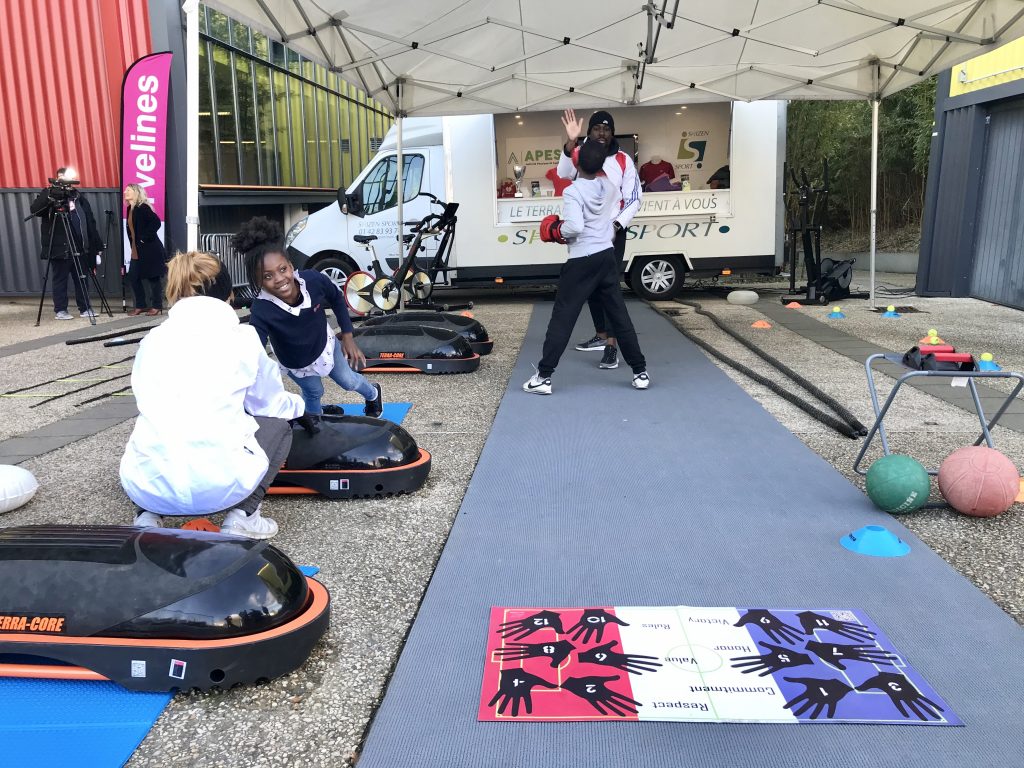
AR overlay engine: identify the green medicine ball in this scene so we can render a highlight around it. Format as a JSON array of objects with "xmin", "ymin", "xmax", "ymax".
[{"xmin": 865, "ymin": 454, "xmax": 931, "ymax": 513}]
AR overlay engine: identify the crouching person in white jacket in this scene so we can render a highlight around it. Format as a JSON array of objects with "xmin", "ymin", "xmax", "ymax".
[{"xmin": 119, "ymin": 250, "xmax": 306, "ymax": 539}]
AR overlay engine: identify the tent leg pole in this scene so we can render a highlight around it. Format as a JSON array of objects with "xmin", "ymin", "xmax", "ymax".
[
  {"xmin": 396, "ymin": 114, "xmax": 404, "ymax": 311},
  {"xmin": 869, "ymin": 98, "xmax": 879, "ymax": 310},
  {"xmin": 184, "ymin": 0, "xmax": 200, "ymax": 251}
]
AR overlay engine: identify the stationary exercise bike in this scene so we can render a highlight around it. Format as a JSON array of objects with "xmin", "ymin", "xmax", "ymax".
[
  {"xmin": 344, "ymin": 194, "xmax": 460, "ymax": 315},
  {"xmin": 781, "ymin": 160, "xmax": 867, "ymax": 306}
]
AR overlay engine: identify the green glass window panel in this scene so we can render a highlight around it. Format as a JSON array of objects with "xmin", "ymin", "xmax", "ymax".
[
  {"xmin": 273, "ymin": 70, "xmax": 293, "ymax": 186},
  {"xmin": 198, "ymin": 3, "xmax": 207, "ymax": 31},
  {"xmin": 351, "ymin": 101, "xmax": 366, "ymax": 173},
  {"xmin": 270, "ymin": 40, "xmax": 286, "ymax": 68},
  {"xmin": 338, "ymin": 94, "xmax": 352, "ymax": 188},
  {"xmin": 290, "ymin": 76, "xmax": 307, "ymax": 185},
  {"xmin": 255, "ymin": 63, "xmax": 276, "ymax": 185},
  {"xmin": 287, "ymin": 49, "xmax": 301, "ymax": 75},
  {"xmin": 198, "ymin": 43, "xmax": 216, "ymax": 184},
  {"xmin": 207, "ymin": 8, "xmax": 229, "ymax": 43},
  {"xmin": 303, "ymin": 81, "xmax": 319, "ymax": 185},
  {"xmin": 211, "ymin": 46, "xmax": 239, "ymax": 183},
  {"xmin": 253, "ymin": 30, "xmax": 268, "ymax": 60},
  {"xmin": 317, "ymin": 86, "xmax": 331, "ymax": 187},
  {"xmin": 235, "ymin": 55, "xmax": 259, "ymax": 184},
  {"xmin": 230, "ymin": 18, "xmax": 250, "ymax": 51}
]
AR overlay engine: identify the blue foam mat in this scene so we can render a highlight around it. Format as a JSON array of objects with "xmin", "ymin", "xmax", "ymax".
[
  {"xmin": 0, "ymin": 677, "xmax": 171, "ymax": 766},
  {"xmin": 328, "ymin": 402, "xmax": 411, "ymax": 423}
]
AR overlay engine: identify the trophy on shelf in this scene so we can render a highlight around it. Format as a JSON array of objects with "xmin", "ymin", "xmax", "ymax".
[{"xmin": 513, "ymin": 164, "xmax": 526, "ymax": 198}]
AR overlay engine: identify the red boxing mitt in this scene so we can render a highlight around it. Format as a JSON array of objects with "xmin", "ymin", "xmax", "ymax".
[{"xmin": 540, "ymin": 214, "xmax": 565, "ymax": 244}]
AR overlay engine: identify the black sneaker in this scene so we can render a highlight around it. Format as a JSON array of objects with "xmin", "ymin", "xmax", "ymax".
[
  {"xmin": 364, "ymin": 383, "xmax": 383, "ymax": 418},
  {"xmin": 599, "ymin": 345, "xmax": 619, "ymax": 369},
  {"xmin": 575, "ymin": 334, "xmax": 606, "ymax": 352}
]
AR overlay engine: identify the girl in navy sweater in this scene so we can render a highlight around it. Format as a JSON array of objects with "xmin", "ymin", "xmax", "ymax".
[{"xmin": 233, "ymin": 218, "xmax": 382, "ymax": 417}]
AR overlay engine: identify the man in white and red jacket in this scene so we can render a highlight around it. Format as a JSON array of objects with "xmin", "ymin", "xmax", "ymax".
[{"xmin": 556, "ymin": 109, "xmax": 642, "ymax": 370}]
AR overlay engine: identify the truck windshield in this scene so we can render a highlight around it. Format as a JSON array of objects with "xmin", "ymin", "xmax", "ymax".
[{"xmin": 360, "ymin": 154, "xmax": 425, "ymax": 215}]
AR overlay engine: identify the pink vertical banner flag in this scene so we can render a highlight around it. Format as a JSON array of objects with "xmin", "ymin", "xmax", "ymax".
[{"xmin": 120, "ymin": 51, "xmax": 173, "ymax": 270}]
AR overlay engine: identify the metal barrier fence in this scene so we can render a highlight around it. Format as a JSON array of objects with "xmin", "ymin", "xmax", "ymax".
[{"xmin": 199, "ymin": 233, "xmax": 257, "ymax": 305}]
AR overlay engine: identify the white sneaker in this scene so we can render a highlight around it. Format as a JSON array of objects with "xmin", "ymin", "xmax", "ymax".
[
  {"xmin": 221, "ymin": 506, "xmax": 279, "ymax": 539},
  {"xmin": 523, "ymin": 372, "xmax": 552, "ymax": 395},
  {"xmin": 632, "ymin": 371, "xmax": 651, "ymax": 390},
  {"xmin": 80, "ymin": 308, "xmax": 97, "ymax": 318},
  {"xmin": 134, "ymin": 511, "xmax": 163, "ymax": 528},
  {"xmin": 54, "ymin": 310, "xmax": 73, "ymax": 320}
]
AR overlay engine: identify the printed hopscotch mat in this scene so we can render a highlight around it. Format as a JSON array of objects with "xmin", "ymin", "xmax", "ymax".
[{"xmin": 479, "ymin": 606, "xmax": 959, "ymax": 725}]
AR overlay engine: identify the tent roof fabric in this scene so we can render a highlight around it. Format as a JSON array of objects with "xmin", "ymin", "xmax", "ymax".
[{"xmin": 204, "ymin": 0, "xmax": 1024, "ymax": 116}]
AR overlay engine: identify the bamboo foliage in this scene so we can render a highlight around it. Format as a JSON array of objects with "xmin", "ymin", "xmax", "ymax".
[{"xmin": 785, "ymin": 78, "xmax": 936, "ymax": 233}]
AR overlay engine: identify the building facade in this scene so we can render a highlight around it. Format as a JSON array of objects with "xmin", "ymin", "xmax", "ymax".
[
  {"xmin": 0, "ymin": 0, "xmax": 391, "ymax": 297},
  {"xmin": 918, "ymin": 38, "xmax": 1024, "ymax": 309}
]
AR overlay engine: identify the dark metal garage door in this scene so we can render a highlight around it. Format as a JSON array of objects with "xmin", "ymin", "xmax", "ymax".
[{"xmin": 971, "ymin": 101, "xmax": 1024, "ymax": 309}]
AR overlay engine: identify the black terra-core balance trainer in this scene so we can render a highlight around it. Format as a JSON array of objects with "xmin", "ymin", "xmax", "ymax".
[
  {"xmin": 269, "ymin": 411, "xmax": 431, "ymax": 497},
  {"xmin": 0, "ymin": 526, "xmax": 330, "ymax": 692}
]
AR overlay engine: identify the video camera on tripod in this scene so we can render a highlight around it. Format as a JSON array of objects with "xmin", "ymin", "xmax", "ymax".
[
  {"xmin": 44, "ymin": 175, "xmax": 81, "ymax": 211},
  {"xmin": 27, "ymin": 166, "xmax": 113, "ymax": 326}
]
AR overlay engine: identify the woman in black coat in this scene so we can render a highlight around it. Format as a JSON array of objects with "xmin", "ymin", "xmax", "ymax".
[{"xmin": 124, "ymin": 184, "xmax": 168, "ymax": 315}]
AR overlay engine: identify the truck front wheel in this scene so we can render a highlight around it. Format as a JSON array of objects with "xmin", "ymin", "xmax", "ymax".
[
  {"xmin": 314, "ymin": 256, "xmax": 356, "ymax": 292},
  {"xmin": 629, "ymin": 255, "xmax": 684, "ymax": 300}
]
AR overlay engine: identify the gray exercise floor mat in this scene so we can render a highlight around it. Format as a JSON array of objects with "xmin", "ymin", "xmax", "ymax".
[{"xmin": 359, "ymin": 301, "xmax": 1024, "ymax": 767}]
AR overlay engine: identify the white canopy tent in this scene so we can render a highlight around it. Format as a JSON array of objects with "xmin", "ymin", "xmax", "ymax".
[{"xmin": 189, "ymin": 0, "xmax": 1024, "ymax": 303}]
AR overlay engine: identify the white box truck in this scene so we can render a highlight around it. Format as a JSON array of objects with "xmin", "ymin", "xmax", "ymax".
[{"xmin": 285, "ymin": 101, "xmax": 785, "ymax": 301}]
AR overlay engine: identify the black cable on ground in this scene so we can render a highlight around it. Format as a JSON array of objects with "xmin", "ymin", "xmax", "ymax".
[
  {"xmin": 77, "ymin": 384, "xmax": 132, "ymax": 407},
  {"xmin": 675, "ymin": 300, "xmax": 868, "ymax": 436},
  {"xmin": 65, "ymin": 324, "xmax": 159, "ymax": 345},
  {"xmin": 104, "ymin": 338, "xmax": 142, "ymax": 347},
  {"xmin": 3, "ymin": 355, "xmax": 136, "ymax": 395},
  {"xmin": 649, "ymin": 303, "xmax": 862, "ymax": 439},
  {"xmin": 30, "ymin": 372, "xmax": 132, "ymax": 408}
]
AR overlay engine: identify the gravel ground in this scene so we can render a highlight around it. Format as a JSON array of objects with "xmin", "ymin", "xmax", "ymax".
[
  {"xmin": 0, "ymin": 299, "xmax": 533, "ymax": 768},
  {"xmin": 2, "ymin": 279, "xmax": 1023, "ymax": 765},
  {"xmin": 656, "ymin": 268, "xmax": 1024, "ymax": 626}
]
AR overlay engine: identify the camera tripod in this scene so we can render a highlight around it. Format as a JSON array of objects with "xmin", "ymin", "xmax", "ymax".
[{"xmin": 33, "ymin": 202, "xmax": 113, "ymax": 327}]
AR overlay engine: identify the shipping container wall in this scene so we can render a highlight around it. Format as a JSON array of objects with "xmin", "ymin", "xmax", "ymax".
[
  {"xmin": 1, "ymin": 188, "xmax": 126, "ymax": 300},
  {"xmin": 0, "ymin": 0, "xmax": 151, "ymax": 188}
]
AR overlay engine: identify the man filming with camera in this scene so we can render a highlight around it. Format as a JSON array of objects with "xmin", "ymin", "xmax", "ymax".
[{"xmin": 30, "ymin": 167, "xmax": 102, "ymax": 320}]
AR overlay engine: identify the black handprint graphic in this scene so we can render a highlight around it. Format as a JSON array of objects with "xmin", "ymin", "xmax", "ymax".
[
  {"xmin": 796, "ymin": 611, "xmax": 876, "ymax": 642},
  {"xmin": 566, "ymin": 608, "xmax": 629, "ymax": 645},
  {"xmin": 805, "ymin": 640, "xmax": 898, "ymax": 671},
  {"xmin": 487, "ymin": 668, "xmax": 558, "ymax": 717},
  {"xmin": 782, "ymin": 676, "xmax": 853, "ymax": 719},
  {"xmin": 730, "ymin": 642, "xmax": 813, "ymax": 677},
  {"xmin": 734, "ymin": 609, "xmax": 803, "ymax": 645},
  {"xmin": 577, "ymin": 641, "xmax": 663, "ymax": 675},
  {"xmin": 856, "ymin": 672, "xmax": 945, "ymax": 721},
  {"xmin": 493, "ymin": 640, "xmax": 575, "ymax": 668},
  {"xmin": 561, "ymin": 675, "xmax": 641, "ymax": 717},
  {"xmin": 497, "ymin": 610, "xmax": 565, "ymax": 641}
]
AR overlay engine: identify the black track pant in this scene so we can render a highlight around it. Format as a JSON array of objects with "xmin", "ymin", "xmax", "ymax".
[
  {"xmin": 233, "ymin": 416, "xmax": 293, "ymax": 515},
  {"xmin": 587, "ymin": 226, "xmax": 627, "ymax": 336},
  {"xmin": 539, "ymin": 248, "xmax": 646, "ymax": 377},
  {"xmin": 51, "ymin": 258, "xmax": 90, "ymax": 314},
  {"xmin": 128, "ymin": 261, "xmax": 164, "ymax": 310}
]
